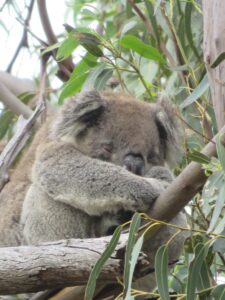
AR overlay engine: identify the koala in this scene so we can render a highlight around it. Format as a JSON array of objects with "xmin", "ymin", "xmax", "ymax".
[
  {"xmin": 18, "ymin": 90, "xmax": 186, "ymax": 250},
  {"xmin": 0, "ymin": 90, "xmax": 187, "ymax": 280}
]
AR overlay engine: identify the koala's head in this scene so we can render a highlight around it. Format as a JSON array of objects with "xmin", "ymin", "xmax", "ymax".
[{"xmin": 51, "ymin": 90, "xmax": 182, "ymax": 176}]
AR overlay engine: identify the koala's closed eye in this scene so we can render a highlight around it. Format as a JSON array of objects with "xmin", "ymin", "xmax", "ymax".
[{"xmin": 97, "ymin": 143, "xmax": 113, "ymax": 161}]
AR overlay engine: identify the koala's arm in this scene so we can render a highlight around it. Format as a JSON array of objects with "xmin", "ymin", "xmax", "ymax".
[{"xmin": 32, "ymin": 142, "xmax": 168, "ymax": 216}]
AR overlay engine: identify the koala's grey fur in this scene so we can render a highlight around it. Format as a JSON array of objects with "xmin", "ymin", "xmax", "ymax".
[{"xmin": 0, "ymin": 90, "xmax": 187, "ymax": 286}]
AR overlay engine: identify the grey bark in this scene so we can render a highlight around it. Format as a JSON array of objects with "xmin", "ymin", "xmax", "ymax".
[
  {"xmin": 0, "ymin": 234, "xmax": 149, "ymax": 295},
  {"xmin": 203, "ymin": 0, "xmax": 225, "ymax": 129},
  {"xmin": 0, "ymin": 102, "xmax": 44, "ymax": 191}
]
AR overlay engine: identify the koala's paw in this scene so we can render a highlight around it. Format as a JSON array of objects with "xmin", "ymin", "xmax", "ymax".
[
  {"xmin": 127, "ymin": 177, "xmax": 164, "ymax": 212},
  {"xmin": 146, "ymin": 166, "xmax": 174, "ymax": 183}
]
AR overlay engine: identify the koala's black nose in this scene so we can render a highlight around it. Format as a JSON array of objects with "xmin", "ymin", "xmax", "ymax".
[{"xmin": 123, "ymin": 154, "xmax": 145, "ymax": 175}]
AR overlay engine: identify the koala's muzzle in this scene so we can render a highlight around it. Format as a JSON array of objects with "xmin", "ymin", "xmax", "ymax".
[{"xmin": 123, "ymin": 154, "xmax": 145, "ymax": 175}]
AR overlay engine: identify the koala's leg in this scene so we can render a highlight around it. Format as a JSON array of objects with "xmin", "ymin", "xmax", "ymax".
[{"xmin": 32, "ymin": 142, "xmax": 167, "ymax": 217}]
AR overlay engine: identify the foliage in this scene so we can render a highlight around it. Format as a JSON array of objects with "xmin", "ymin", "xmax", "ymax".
[{"xmin": 1, "ymin": 0, "xmax": 225, "ymax": 299}]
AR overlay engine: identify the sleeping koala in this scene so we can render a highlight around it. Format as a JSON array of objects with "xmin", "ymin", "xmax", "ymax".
[{"xmin": 19, "ymin": 90, "xmax": 186, "ymax": 254}]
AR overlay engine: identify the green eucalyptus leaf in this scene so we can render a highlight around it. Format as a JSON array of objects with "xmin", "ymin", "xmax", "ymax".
[
  {"xmin": 214, "ymin": 213, "xmax": 225, "ymax": 235},
  {"xmin": 185, "ymin": 2, "xmax": 201, "ymax": 60},
  {"xmin": 83, "ymin": 64, "xmax": 112, "ymax": 90},
  {"xmin": 74, "ymin": 31, "xmax": 103, "ymax": 57},
  {"xmin": 186, "ymin": 242, "xmax": 212, "ymax": 300},
  {"xmin": 213, "ymin": 231, "xmax": 225, "ymax": 253},
  {"xmin": 211, "ymin": 52, "xmax": 225, "ymax": 68},
  {"xmin": 124, "ymin": 235, "xmax": 144, "ymax": 300},
  {"xmin": 123, "ymin": 213, "xmax": 141, "ymax": 296},
  {"xmin": 56, "ymin": 35, "xmax": 78, "ymax": 61},
  {"xmin": 144, "ymin": 0, "xmax": 160, "ymax": 45},
  {"xmin": 180, "ymin": 74, "xmax": 209, "ymax": 109},
  {"xmin": 155, "ymin": 245, "xmax": 170, "ymax": 300},
  {"xmin": 208, "ymin": 180, "xmax": 225, "ymax": 233},
  {"xmin": 0, "ymin": 110, "xmax": 14, "ymax": 139},
  {"xmin": 121, "ymin": 19, "xmax": 138, "ymax": 36},
  {"xmin": 188, "ymin": 149, "xmax": 211, "ymax": 164},
  {"xmin": 216, "ymin": 135, "xmax": 225, "ymax": 171},
  {"xmin": 59, "ymin": 53, "xmax": 97, "ymax": 102},
  {"xmin": 94, "ymin": 68, "xmax": 113, "ymax": 90},
  {"xmin": 84, "ymin": 225, "xmax": 122, "ymax": 300},
  {"xmin": 197, "ymin": 261, "xmax": 212, "ymax": 291},
  {"xmin": 210, "ymin": 284, "xmax": 225, "ymax": 299},
  {"xmin": 59, "ymin": 73, "xmax": 88, "ymax": 103},
  {"xmin": 41, "ymin": 42, "xmax": 62, "ymax": 56},
  {"xmin": 120, "ymin": 35, "xmax": 165, "ymax": 63}
]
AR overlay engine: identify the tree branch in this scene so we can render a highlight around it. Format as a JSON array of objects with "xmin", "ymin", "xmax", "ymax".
[
  {"xmin": 0, "ymin": 81, "xmax": 33, "ymax": 118},
  {"xmin": 36, "ymin": 0, "xmax": 74, "ymax": 81},
  {"xmin": 0, "ymin": 0, "xmax": 10, "ymax": 12},
  {"xmin": 0, "ymin": 101, "xmax": 44, "ymax": 191},
  {"xmin": 0, "ymin": 71, "xmax": 36, "ymax": 98},
  {"xmin": 6, "ymin": 0, "xmax": 35, "ymax": 73},
  {"xmin": 0, "ymin": 62, "xmax": 48, "ymax": 191},
  {"xmin": 0, "ymin": 234, "xmax": 149, "ymax": 294}
]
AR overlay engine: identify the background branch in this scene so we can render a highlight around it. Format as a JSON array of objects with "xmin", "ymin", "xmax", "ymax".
[
  {"xmin": 6, "ymin": 0, "xmax": 35, "ymax": 73},
  {"xmin": 0, "ymin": 71, "xmax": 36, "ymax": 98},
  {"xmin": 0, "ymin": 59, "xmax": 48, "ymax": 191},
  {"xmin": 0, "ymin": 81, "xmax": 33, "ymax": 118},
  {"xmin": 0, "ymin": 100, "xmax": 44, "ymax": 191},
  {"xmin": 37, "ymin": 0, "xmax": 74, "ymax": 81}
]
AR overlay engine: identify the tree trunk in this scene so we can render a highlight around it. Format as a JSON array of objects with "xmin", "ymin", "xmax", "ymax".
[{"xmin": 203, "ymin": 0, "xmax": 225, "ymax": 130}]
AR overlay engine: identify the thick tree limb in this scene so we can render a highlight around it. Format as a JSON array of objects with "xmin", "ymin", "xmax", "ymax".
[{"xmin": 0, "ymin": 235, "xmax": 149, "ymax": 294}]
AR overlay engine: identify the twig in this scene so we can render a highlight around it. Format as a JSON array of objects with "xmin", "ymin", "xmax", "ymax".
[
  {"xmin": 37, "ymin": 0, "xmax": 57, "ymax": 44},
  {"xmin": 127, "ymin": 0, "xmax": 155, "ymax": 37},
  {"xmin": 16, "ymin": 18, "xmax": 48, "ymax": 46},
  {"xmin": 0, "ymin": 0, "xmax": 9, "ymax": 11},
  {"xmin": 37, "ymin": 0, "xmax": 74, "ymax": 81},
  {"xmin": 160, "ymin": 2, "xmax": 184, "ymax": 68},
  {"xmin": 6, "ymin": 0, "xmax": 35, "ymax": 73},
  {"xmin": 176, "ymin": 113, "xmax": 215, "ymax": 144}
]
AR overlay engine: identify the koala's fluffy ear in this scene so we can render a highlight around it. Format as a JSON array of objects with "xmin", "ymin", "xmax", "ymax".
[
  {"xmin": 52, "ymin": 90, "xmax": 105, "ymax": 138},
  {"xmin": 155, "ymin": 95, "xmax": 183, "ymax": 166}
]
